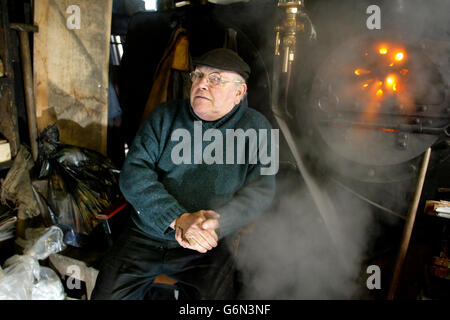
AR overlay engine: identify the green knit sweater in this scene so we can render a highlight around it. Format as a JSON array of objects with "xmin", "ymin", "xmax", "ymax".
[{"xmin": 119, "ymin": 99, "xmax": 276, "ymax": 244}]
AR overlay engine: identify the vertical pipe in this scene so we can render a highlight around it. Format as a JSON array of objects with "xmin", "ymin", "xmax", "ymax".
[
  {"xmin": 18, "ymin": 30, "xmax": 39, "ymax": 161},
  {"xmin": 282, "ymin": 46, "xmax": 290, "ymax": 73},
  {"xmin": 387, "ymin": 147, "xmax": 432, "ymax": 300}
]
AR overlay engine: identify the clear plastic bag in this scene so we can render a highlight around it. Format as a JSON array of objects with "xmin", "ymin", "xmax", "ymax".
[
  {"xmin": 0, "ymin": 255, "xmax": 40, "ymax": 300},
  {"xmin": 0, "ymin": 226, "xmax": 66, "ymax": 300},
  {"xmin": 31, "ymin": 267, "xmax": 66, "ymax": 300},
  {"xmin": 16, "ymin": 226, "xmax": 66, "ymax": 260}
]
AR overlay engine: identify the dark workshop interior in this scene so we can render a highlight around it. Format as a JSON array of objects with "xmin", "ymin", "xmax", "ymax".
[{"xmin": 0, "ymin": 0, "xmax": 449, "ymax": 301}]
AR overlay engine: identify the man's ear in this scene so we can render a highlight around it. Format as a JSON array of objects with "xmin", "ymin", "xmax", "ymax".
[{"xmin": 236, "ymin": 83, "xmax": 247, "ymax": 100}]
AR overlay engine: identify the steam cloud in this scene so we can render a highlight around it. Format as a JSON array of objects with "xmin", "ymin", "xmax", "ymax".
[
  {"xmin": 234, "ymin": 178, "xmax": 374, "ymax": 299},
  {"xmin": 228, "ymin": 0, "xmax": 449, "ymax": 300}
]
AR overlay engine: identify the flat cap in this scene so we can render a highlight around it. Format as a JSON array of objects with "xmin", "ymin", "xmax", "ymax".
[{"xmin": 192, "ymin": 48, "xmax": 251, "ymax": 81}]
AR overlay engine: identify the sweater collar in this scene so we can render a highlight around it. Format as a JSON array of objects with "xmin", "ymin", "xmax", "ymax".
[{"xmin": 187, "ymin": 99, "xmax": 244, "ymax": 129}]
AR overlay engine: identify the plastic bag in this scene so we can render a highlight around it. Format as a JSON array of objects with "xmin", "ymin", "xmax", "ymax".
[
  {"xmin": 15, "ymin": 226, "xmax": 66, "ymax": 260},
  {"xmin": 36, "ymin": 124, "xmax": 121, "ymax": 247},
  {"xmin": 0, "ymin": 226, "xmax": 66, "ymax": 300},
  {"xmin": 0, "ymin": 255, "xmax": 40, "ymax": 300},
  {"xmin": 0, "ymin": 256, "xmax": 66, "ymax": 300},
  {"xmin": 31, "ymin": 267, "xmax": 65, "ymax": 300}
]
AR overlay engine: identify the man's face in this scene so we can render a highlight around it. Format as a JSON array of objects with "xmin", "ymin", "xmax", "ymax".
[{"xmin": 190, "ymin": 66, "xmax": 247, "ymax": 121}]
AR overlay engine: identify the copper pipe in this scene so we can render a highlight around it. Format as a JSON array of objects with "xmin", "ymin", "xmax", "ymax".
[
  {"xmin": 274, "ymin": 27, "xmax": 281, "ymax": 56},
  {"xmin": 282, "ymin": 46, "xmax": 290, "ymax": 73},
  {"xmin": 387, "ymin": 147, "xmax": 432, "ymax": 300}
]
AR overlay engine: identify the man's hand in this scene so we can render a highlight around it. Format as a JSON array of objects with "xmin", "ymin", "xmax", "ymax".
[{"xmin": 172, "ymin": 210, "xmax": 220, "ymax": 253}]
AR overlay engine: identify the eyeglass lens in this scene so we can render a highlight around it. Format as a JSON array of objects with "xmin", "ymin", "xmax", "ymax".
[{"xmin": 190, "ymin": 72, "xmax": 223, "ymax": 86}]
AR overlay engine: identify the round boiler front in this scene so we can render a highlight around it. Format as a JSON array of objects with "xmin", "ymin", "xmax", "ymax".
[{"xmin": 306, "ymin": 35, "xmax": 449, "ymax": 182}]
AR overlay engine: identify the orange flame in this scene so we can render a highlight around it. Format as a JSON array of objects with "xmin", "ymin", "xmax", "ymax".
[
  {"xmin": 376, "ymin": 89, "xmax": 384, "ymax": 98},
  {"xmin": 385, "ymin": 76, "xmax": 394, "ymax": 88},
  {"xmin": 395, "ymin": 52, "xmax": 404, "ymax": 61},
  {"xmin": 354, "ymin": 68, "xmax": 371, "ymax": 76},
  {"xmin": 379, "ymin": 47, "xmax": 388, "ymax": 55},
  {"xmin": 384, "ymin": 74, "xmax": 400, "ymax": 92}
]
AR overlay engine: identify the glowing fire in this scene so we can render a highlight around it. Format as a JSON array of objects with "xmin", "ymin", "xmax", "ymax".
[
  {"xmin": 395, "ymin": 52, "xmax": 404, "ymax": 61},
  {"xmin": 355, "ymin": 44, "xmax": 409, "ymax": 101},
  {"xmin": 350, "ymin": 42, "xmax": 414, "ymax": 125},
  {"xmin": 354, "ymin": 68, "xmax": 371, "ymax": 76},
  {"xmin": 385, "ymin": 75, "xmax": 398, "ymax": 91}
]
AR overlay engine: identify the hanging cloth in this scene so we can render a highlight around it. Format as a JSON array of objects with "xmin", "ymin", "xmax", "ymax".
[{"xmin": 140, "ymin": 26, "xmax": 191, "ymax": 126}]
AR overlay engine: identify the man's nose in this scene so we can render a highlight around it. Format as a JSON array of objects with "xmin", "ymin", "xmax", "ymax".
[{"xmin": 197, "ymin": 76, "xmax": 209, "ymax": 90}]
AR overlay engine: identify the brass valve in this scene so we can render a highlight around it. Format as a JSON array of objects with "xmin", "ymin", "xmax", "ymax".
[{"xmin": 275, "ymin": 0, "xmax": 306, "ymax": 72}]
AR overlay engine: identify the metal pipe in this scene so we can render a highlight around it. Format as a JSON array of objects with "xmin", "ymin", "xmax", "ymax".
[
  {"xmin": 387, "ymin": 147, "xmax": 432, "ymax": 300},
  {"xmin": 282, "ymin": 46, "xmax": 290, "ymax": 73},
  {"xmin": 318, "ymin": 119, "xmax": 450, "ymax": 136},
  {"xmin": 274, "ymin": 27, "xmax": 281, "ymax": 56},
  {"xmin": 271, "ymin": 2, "xmax": 352, "ymax": 274},
  {"xmin": 330, "ymin": 178, "xmax": 406, "ymax": 221},
  {"xmin": 10, "ymin": 23, "xmax": 39, "ymax": 161}
]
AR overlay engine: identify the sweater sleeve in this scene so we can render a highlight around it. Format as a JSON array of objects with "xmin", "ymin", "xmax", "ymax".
[
  {"xmin": 119, "ymin": 110, "xmax": 187, "ymax": 236},
  {"xmin": 214, "ymin": 166, "xmax": 275, "ymax": 239},
  {"xmin": 214, "ymin": 114, "xmax": 277, "ymax": 238}
]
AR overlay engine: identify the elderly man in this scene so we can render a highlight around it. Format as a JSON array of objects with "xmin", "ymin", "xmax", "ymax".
[{"xmin": 92, "ymin": 48, "xmax": 276, "ymax": 300}]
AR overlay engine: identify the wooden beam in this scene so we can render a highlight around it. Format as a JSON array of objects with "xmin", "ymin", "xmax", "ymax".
[
  {"xmin": 10, "ymin": 23, "xmax": 39, "ymax": 160},
  {"xmin": 0, "ymin": 0, "xmax": 21, "ymax": 158},
  {"xmin": 387, "ymin": 147, "xmax": 432, "ymax": 300},
  {"xmin": 34, "ymin": 0, "xmax": 112, "ymax": 155}
]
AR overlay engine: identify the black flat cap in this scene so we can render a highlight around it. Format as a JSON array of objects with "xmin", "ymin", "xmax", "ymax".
[{"xmin": 192, "ymin": 48, "xmax": 251, "ymax": 81}]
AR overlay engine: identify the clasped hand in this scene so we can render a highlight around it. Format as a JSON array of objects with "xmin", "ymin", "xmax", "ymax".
[{"xmin": 174, "ymin": 210, "xmax": 220, "ymax": 253}]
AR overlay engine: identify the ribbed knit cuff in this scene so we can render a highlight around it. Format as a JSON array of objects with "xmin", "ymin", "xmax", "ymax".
[{"xmin": 154, "ymin": 202, "xmax": 187, "ymax": 235}]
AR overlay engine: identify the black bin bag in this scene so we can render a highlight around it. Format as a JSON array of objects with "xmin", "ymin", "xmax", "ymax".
[{"xmin": 36, "ymin": 124, "xmax": 121, "ymax": 247}]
